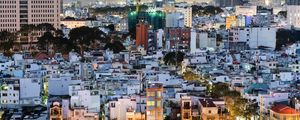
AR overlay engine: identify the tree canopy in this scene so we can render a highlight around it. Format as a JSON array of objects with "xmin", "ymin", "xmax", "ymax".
[
  {"xmin": 0, "ymin": 31, "xmax": 16, "ymax": 55},
  {"xmin": 276, "ymin": 29, "xmax": 300, "ymax": 50},
  {"xmin": 105, "ymin": 24, "xmax": 115, "ymax": 32},
  {"xmin": 37, "ymin": 31, "xmax": 55, "ymax": 52},
  {"xmin": 69, "ymin": 26, "xmax": 109, "ymax": 55},
  {"xmin": 192, "ymin": 5, "xmax": 223, "ymax": 16},
  {"xmin": 210, "ymin": 82, "xmax": 230, "ymax": 98},
  {"xmin": 208, "ymin": 82, "xmax": 258, "ymax": 119},
  {"xmin": 183, "ymin": 70, "xmax": 201, "ymax": 81},
  {"xmin": 163, "ymin": 51, "xmax": 185, "ymax": 66},
  {"xmin": 104, "ymin": 40, "xmax": 125, "ymax": 53}
]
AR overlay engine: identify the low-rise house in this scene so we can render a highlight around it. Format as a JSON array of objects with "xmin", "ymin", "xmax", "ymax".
[{"xmin": 270, "ymin": 104, "xmax": 300, "ymax": 120}]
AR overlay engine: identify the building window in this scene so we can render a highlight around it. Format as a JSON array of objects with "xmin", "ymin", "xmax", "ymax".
[
  {"xmin": 184, "ymin": 102, "xmax": 190, "ymax": 109},
  {"xmin": 147, "ymin": 92, "xmax": 155, "ymax": 97},
  {"xmin": 111, "ymin": 103, "xmax": 115, "ymax": 108},
  {"xmin": 156, "ymin": 91, "xmax": 161, "ymax": 98},
  {"xmin": 183, "ymin": 112, "xmax": 190, "ymax": 119},
  {"xmin": 157, "ymin": 101, "xmax": 161, "ymax": 107},
  {"xmin": 2, "ymin": 93, "xmax": 7, "ymax": 96},
  {"xmin": 147, "ymin": 101, "xmax": 155, "ymax": 106}
]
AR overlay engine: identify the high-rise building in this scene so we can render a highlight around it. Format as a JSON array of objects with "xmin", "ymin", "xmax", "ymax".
[
  {"xmin": 286, "ymin": 0, "xmax": 300, "ymax": 5},
  {"xmin": 287, "ymin": 5, "xmax": 300, "ymax": 29},
  {"xmin": 155, "ymin": 29, "xmax": 164, "ymax": 49},
  {"xmin": 128, "ymin": 11, "xmax": 166, "ymax": 31},
  {"xmin": 146, "ymin": 83, "xmax": 163, "ymax": 120},
  {"xmin": 0, "ymin": 0, "xmax": 61, "ymax": 32},
  {"xmin": 175, "ymin": 7, "xmax": 193, "ymax": 28},
  {"xmin": 136, "ymin": 23, "xmax": 149, "ymax": 50},
  {"xmin": 165, "ymin": 12, "xmax": 184, "ymax": 28}
]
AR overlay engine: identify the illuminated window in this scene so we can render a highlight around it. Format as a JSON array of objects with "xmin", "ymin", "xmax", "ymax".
[
  {"xmin": 147, "ymin": 101, "xmax": 155, "ymax": 106},
  {"xmin": 156, "ymin": 91, "xmax": 161, "ymax": 98},
  {"xmin": 156, "ymin": 101, "xmax": 161, "ymax": 107},
  {"xmin": 147, "ymin": 92, "xmax": 155, "ymax": 97}
]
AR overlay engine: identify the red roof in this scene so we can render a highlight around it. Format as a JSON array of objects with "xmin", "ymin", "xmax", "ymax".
[
  {"xmin": 233, "ymin": 61, "xmax": 240, "ymax": 64},
  {"xmin": 271, "ymin": 104, "xmax": 299, "ymax": 114},
  {"xmin": 35, "ymin": 53, "xmax": 52, "ymax": 60}
]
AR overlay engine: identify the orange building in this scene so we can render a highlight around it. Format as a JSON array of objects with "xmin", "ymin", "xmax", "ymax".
[
  {"xmin": 136, "ymin": 23, "xmax": 149, "ymax": 50},
  {"xmin": 226, "ymin": 16, "xmax": 236, "ymax": 29},
  {"xmin": 146, "ymin": 83, "xmax": 163, "ymax": 120}
]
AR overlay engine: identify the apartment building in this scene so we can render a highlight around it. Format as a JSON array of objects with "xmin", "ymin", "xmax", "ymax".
[
  {"xmin": 190, "ymin": 30, "xmax": 217, "ymax": 53},
  {"xmin": 0, "ymin": 0, "xmax": 61, "ymax": 32},
  {"xmin": 136, "ymin": 23, "xmax": 149, "ymax": 50},
  {"xmin": 165, "ymin": 27, "xmax": 191, "ymax": 51},
  {"xmin": 287, "ymin": 5, "xmax": 300, "ymax": 29},
  {"xmin": 146, "ymin": 83, "xmax": 163, "ymax": 120},
  {"xmin": 0, "ymin": 78, "xmax": 42, "ymax": 108},
  {"xmin": 181, "ymin": 96, "xmax": 192, "ymax": 120},
  {"xmin": 163, "ymin": 6, "xmax": 192, "ymax": 28},
  {"xmin": 228, "ymin": 27, "xmax": 277, "ymax": 50}
]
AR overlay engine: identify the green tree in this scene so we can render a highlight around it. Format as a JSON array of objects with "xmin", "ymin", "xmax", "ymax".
[
  {"xmin": 207, "ymin": 81, "xmax": 258, "ymax": 119},
  {"xmin": 19, "ymin": 24, "xmax": 38, "ymax": 50},
  {"xmin": 52, "ymin": 30, "xmax": 75, "ymax": 54},
  {"xmin": 37, "ymin": 31, "xmax": 55, "ymax": 53},
  {"xmin": 276, "ymin": 29, "xmax": 300, "ymax": 50},
  {"xmin": 278, "ymin": 11, "xmax": 287, "ymax": 18},
  {"xmin": 163, "ymin": 51, "xmax": 185, "ymax": 66},
  {"xmin": 192, "ymin": 5, "xmax": 223, "ymax": 16},
  {"xmin": 210, "ymin": 82, "xmax": 230, "ymax": 98},
  {"xmin": 36, "ymin": 23, "xmax": 62, "ymax": 54},
  {"xmin": 105, "ymin": 24, "xmax": 115, "ymax": 31},
  {"xmin": 37, "ymin": 23, "xmax": 55, "ymax": 31},
  {"xmin": 69, "ymin": 26, "xmax": 108, "ymax": 56},
  {"xmin": 241, "ymin": 100, "xmax": 258, "ymax": 120},
  {"xmin": 225, "ymin": 97, "xmax": 257, "ymax": 120},
  {"xmin": 183, "ymin": 70, "xmax": 200, "ymax": 81},
  {"xmin": 0, "ymin": 31, "xmax": 16, "ymax": 55},
  {"xmin": 164, "ymin": 116, "xmax": 171, "ymax": 120},
  {"xmin": 104, "ymin": 40, "xmax": 126, "ymax": 53}
]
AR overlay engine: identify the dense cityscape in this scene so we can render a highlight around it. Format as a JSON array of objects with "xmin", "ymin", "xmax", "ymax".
[{"xmin": 1, "ymin": 0, "xmax": 300, "ymax": 120}]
